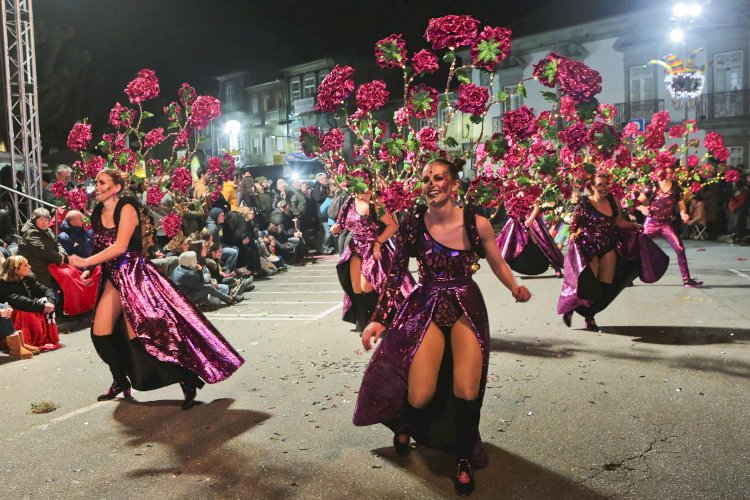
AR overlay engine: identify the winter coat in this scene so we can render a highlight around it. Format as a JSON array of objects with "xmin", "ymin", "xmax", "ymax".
[
  {"xmin": 203, "ymin": 215, "xmax": 223, "ymax": 243},
  {"xmin": 311, "ymin": 182, "xmax": 329, "ymax": 205},
  {"xmin": 17, "ymin": 220, "xmax": 67, "ymax": 287},
  {"xmin": 222, "ymin": 181, "xmax": 239, "ymax": 211},
  {"xmin": 223, "ymin": 212, "xmax": 249, "ymax": 247},
  {"xmin": 57, "ymin": 220, "xmax": 93, "ymax": 257},
  {"xmin": 0, "ymin": 276, "xmax": 55, "ymax": 312},
  {"xmin": 171, "ymin": 265, "xmax": 210, "ymax": 303}
]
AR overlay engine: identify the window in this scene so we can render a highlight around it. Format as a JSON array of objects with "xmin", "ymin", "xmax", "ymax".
[
  {"xmin": 714, "ymin": 50, "xmax": 743, "ymax": 92},
  {"xmin": 479, "ymin": 71, "xmax": 492, "ymax": 88},
  {"xmin": 251, "ymin": 97, "xmax": 259, "ymax": 114},
  {"xmin": 252, "ymin": 137, "xmax": 261, "ymax": 155},
  {"xmin": 263, "ymin": 94, "xmax": 271, "ymax": 112},
  {"xmin": 319, "ymin": 70, "xmax": 330, "ymax": 82},
  {"xmin": 728, "ymin": 146, "xmax": 744, "ymax": 167},
  {"xmin": 502, "ymin": 85, "xmax": 523, "ymax": 113},
  {"xmin": 238, "ymin": 133, "xmax": 246, "ymax": 153},
  {"xmin": 276, "ymin": 137, "xmax": 285, "ymax": 150},
  {"xmin": 629, "ymin": 66, "xmax": 654, "ymax": 102},
  {"xmin": 303, "ymin": 75, "xmax": 316, "ymax": 98},
  {"xmin": 290, "ymin": 78, "xmax": 301, "ymax": 101},
  {"xmin": 225, "ymin": 84, "xmax": 235, "ymax": 106}
]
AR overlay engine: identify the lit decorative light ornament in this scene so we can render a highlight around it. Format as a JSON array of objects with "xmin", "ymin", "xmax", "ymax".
[{"xmin": 665, "ymin": 71, "xmax": 705, "ymax": 99}]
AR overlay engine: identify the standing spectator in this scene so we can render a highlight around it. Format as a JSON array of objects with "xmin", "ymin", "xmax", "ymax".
[
  {"xmin": 299, "ymin": 181, "xmax": 324, "ymax": 253},
  {"xmin": 57, "ymin": 210, "xmax": 94, "ymax": 258},
  {"xmin": 238, "ymin": 172, "xmax": 259, "ymax": 210},
  {"xmin": 700, "ymin": 184, "xmax": 722, "ymax": 240},
  {"xmin": 730, "ymin": 173, "xmax": 749, "ymax": 244},
  {"xmin": 311, "ymin": 173, "xmax": 329, "ymax": 205},
  {"xmin": 255, "ymin": 176, "xmax": 274, "ymax": 226},
  {"xmin": 17, "ymin": 208, "xmax": 68, "ymax": 288},
  {"xmin": 192, "ymin": 167, "xmax": 211, "ymax": 199},
  {"xmin": 222, "ymin": 172, "xmax": 242, "ymax": 211},
  {"xmin": 42, "ymin": 164, "xmax": 74, "ymax": 204},
  {"xmin": 0, "ymin": 206, "xmax": 17, "ymax": 258},
  {"xmin": 0, "ymin": 255, "xmax": 60, "ymax": 351}
]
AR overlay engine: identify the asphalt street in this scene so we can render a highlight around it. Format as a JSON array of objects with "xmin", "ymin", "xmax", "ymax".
[{"xmin": 1, "ymin": 239, "xmax": 749, "ymax": 499}]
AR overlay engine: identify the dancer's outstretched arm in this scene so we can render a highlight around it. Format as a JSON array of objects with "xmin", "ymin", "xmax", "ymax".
[{"xmin": 477, "ymin": 216, "xmax": 531, "ymax": 302}]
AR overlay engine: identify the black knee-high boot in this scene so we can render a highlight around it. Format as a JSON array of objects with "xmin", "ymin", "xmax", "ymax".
[
  {"xmin": 362, "ymin": 291, "xmax": 378, "ymax": 325},
  {"xmin": 353, "ymin": 293, "xmax": 366, "ymax": 333},
  {"xmin": 91, "ymin": 334, "xmax": 131, "ymax": 401},
  {"xmin": 454, "ymin": 397, "xmax": 482, "ymax": 496}
]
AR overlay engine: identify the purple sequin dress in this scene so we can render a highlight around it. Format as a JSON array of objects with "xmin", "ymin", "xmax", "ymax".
[
  {"xmin": 642, "ymin": 184, "xmax": 693, "ymax": 281},
  {"xmin": 335, "ymin": 197, "xmax": 414, "ymax": 324},
  {"xmin": 557, "ymin": 194, "xmax": 669, "ymax": 317},
  {"xmin": 92, "ymin": 198, "xmax": 243, "ymax": 388},
  {"xmin": 353, "ymin": 206, "xmax": 489, "ymax": 454},
  {"xmin": 496, "ymin": 208, "xmax": 564, "ymax": 275}
]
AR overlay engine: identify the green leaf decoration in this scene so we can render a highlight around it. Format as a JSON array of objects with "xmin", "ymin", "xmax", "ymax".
[
  {"xmin": 409, "ymin": 88, "xmax": 435, "ymax": 117},
  {"xmin": 141, "ymin": 110, "xmax": 154, "ymax": 119},
  {"xmin": 541, "ymin": 60, "xmax": 558, "ymax": 85},
  {"xmin": 516, "ymin": 82, "xmax": 527, "ymax": 98},
  {"xmin": 541, "ymin": 91, "xmax": 558, "ymax": 103},
  {"xmin": 575, "ymin": 98, "xmax": 598, "ymax": 121},
  {"xmin": 496, "ymin": 90, "xmax": 508, "ymax": 102},
  {"xmin": 377, "ymin": 40, "xmax": 405, "ymax": 64},
  {"xmin": 443, "ymin": 51, "xmax": 456, "ymax": 63},
  {"xmin": 456, "ymin": 71, "xmax": 472, "ymax": 84},
  {"xmin": 444, "ymin": 137, "xmax": 459, "ymax": 148},
  {"xmin": 469, "ymin": 114, "xmax": 484, "ymax": 124},
  {"xmin": 475, "ymin": 39, "xmax": 501, "ymax": 64},
  {"xmin": 583, "ymin": 162, "xmax": 597, "ymax": 175},
  {"xmin": 167, "ymin": 121, "xmax": 181, "ymax": 130}
]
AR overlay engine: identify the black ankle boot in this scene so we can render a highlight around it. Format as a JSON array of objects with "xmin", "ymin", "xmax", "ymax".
[
  {"xmin": 180, "ymin": 381, "xmax": 198, "ymax": 410},
  {"xmin": 91, "ymin": 334, "xmax": 130, "ymax": 401},
  {"xmin": 454, "ymin": 397, "xmax": 482, "ymax": 495},
  {"xmin": 393, "ymin": 401, "xmax": 418, "ymax": 456}
]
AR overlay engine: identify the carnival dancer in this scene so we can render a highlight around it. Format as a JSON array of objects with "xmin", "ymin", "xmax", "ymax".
[
  {"xmin": 496, "ymin": 202, "xmax": 564, "ymax": 277},
  {"xmin": 354, "ymin": 159, "xmax": 531, "ymax": 496},
  {"xmin": 330, "ymin": 173, "xmax": 415, "ymax": 333},
  {"xmin": 637, "ymin": 165, "xmax": 703, "ymax": 287},
  {"xmin": 68, "ymin": 169, "xmax": 243, "ymax": 410},
  {"xmin": 558, "ymin": 172, "xmax": 669, "ymax": 331}
]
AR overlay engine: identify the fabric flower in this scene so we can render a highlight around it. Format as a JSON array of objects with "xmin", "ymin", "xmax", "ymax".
[
  {"xmin": 470, "ymin": 26, "xmax": 512, "ymax": 72},
  {"xmin": 416, "ymin": 126, "xmax": 439, "ymax": 151},
  {"xmin": 65, "ymin": 188, "xmax": 88, "ymax": 211},
  {"xmin": 207, "ymin": 156, "xmax": 223, "ymax": 175},
  {"xmin": 424, "ymin": 15, "xmax": 479, "ymax": 50},
  {"xmin": 146, "ymin": 185, "xmax": 164, "ymax": 207},
  {"xmin": 501, "ymin": 105, "xmax": 537, "ymax": 140},
  {"xmin": 173, "ymin": 128, "xmax": 190, "ymax": 149},
  {"xmin": 82, "ymin": 156, "xmax": 106, "ymax": 179},
  {"xmin": 558, "ymin": 121, "xmax": 588, "ymax": 151},
  {"xmin": 689, "ymin": 181, "xmax": 702, "ymax": 193},
  {"xmin": 189, "ymin": 95, "xmax": 221, "ymax": 130},
  {"xmin": 124, "ymin": 69, "xmax": 160, "ymax": 104},
  {"xmin": 456, "ymin": 83, "xmax": 489, "ymax": 116},
  {"xmin": 179, "ymin": 83, "xmax": 197, "ymax": 106},
  {"xmin": 108, "ymin": 102, "xmax": 135, "ymax": 129},
  {"xmin": 164, "ymin": 101, "xmax": 182, "ymax": 121},
  {"xmin": 315, "ymin": 65, "xmax": 355, "ymax": 112},
  {"xmin": 299, "ymin": 126, "xmax": 322, "ymax": 158},
  {"xmin": 587, "ymin": 121, "xmax": 621, "ymax": 158},
  {"xmin": 686, "ymin": 155, "xmax": 700, "ymax": 168},
  {"xmin": 321, "ymin": 128, "xmax": 344, "ymax": 153},
  {"xmin": 355, "ymin": 80, "xmax": 389, "ymax": 112},
  {"xmin": 669, "ymin": 125, "xmax": 686, "ymax": 138},
  {"xmin": 394, "ymin": 106, "xmax": 410, "ymax": 126},
  {"xmin": 532, "ymin": 52, "xmax": 563, "ymax": 88},
  {"xmin": 704, "ymin": 131, "xmax": 724, "ymax": 151},
  {"xmin": 49, "ymin": 181, "xmax": 67, "ymax": 199},
  {"xmin": 696, "ymin": 164, "xmax": 714, "ymax": 179},
  {"xmin": 557, "ymin": 59, "xmax": 602, "ymax": 104},
  {"xmin": 161, "ymin": 212, "xmax": 183, "ymax": 238},
  {"xmin": 713, "ymin": 146, "xmax": 730, "ymax": 162},
  {"xmin": 113, "ymin": 148, "xmax": 137, "ymax": 172},
  {"xmin": 171, "ymin": 167, "xmax": 192, "ymax": 193},
  {"xmin": 411, "ymin": 49, "xmax": 439, "ymax": 74},
  {"xmin": 67, "ymin": 122, "xmax": 92, "ymax": 152},
  {"xmin": 725, "ymin": 169, "xmax": 741, "ymax": 182},
  {"xmin": 374, "ymin": 34, "xmax": 407, "ymax": 68},
  {"xmin": 407, "ymin": 84, "xmax": 439, "ymax": 118},
  {"xmin": 623, "ymin": 122, "xmax": 640, "ymax": 137},
  {"xmin": 143, "ymin": 127, "xmax": 166, "ymax": 148}
]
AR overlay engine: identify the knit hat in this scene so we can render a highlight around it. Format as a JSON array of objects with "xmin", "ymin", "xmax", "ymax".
[
  {"xmin": 178, "ymin": 251, "xmax": 198, "ymax": 268},
  {"xmin": 209, "ymin": 207, "xmax": 224, "ymax": 221}
]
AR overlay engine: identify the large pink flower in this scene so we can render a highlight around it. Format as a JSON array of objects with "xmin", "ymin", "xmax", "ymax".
[
  {"xmin": 456, "ymin": 83, "xmax": 489, "ymax": 116},
  {"xmin": 501, "ymin": 105, "xmax": 537, "ymax": 140},
  {"xmin": 161, "ymin": 212, "xmax": 183, "ymax": 238},
  {"xmin": 315, "ymin": 65, "xmax": 355, "ymax": 112},
  {"xmin": 411, "ymin": 49, "xmax": 439, "ymax": 74},
  {"xmin": 557, "ymin": 59, "xmax": 602, "ymax": 104},
  {"xmin": 146, "ymin": 185, "xmax": 164, "ymax": 207},
  {"xmin": 558, "ymin": 121, "xmax": 588, "ymax": 151},
  {"xmin": 725, "ymin": 169, "xmax": 741, "ymax": 182},
  {"xmin": 81, "ymin": 155, "xmax": 106, "ymax": 179},
  {"xmin": 394, "ymin": 106, "xmax": 410, "ymax": 126},
  {"xmin": 67, "ymin": 122, "xmax": 92, "ymax": 152},
  {"xmin": 407, "ymin": 84, "xmax": 439, "ymax": 118},
  {"xmin": 108, "ymin": 102, "xmax": 134, "ymax": 129},
  {"xmin": 142, "ymin": 127, "xmax": 165, "ymax": 148},
  {"xmin": 65, "ymin": 188, "xmax": 88, "ymax": 211},
  {"xmin": 587, "ymin": 121, "xmax": 621, "ymax": 158},
  {"xmin": 321, "ymin": 128, "xmax": 344, "ymax": 153},
  {"xmin": 532, "ymin": 52, "xmax": 563, "ymax": 88},
  {"xmin": 113, "ymin": 148, "xmax": 137, "ymax": 172},
  {"xmin": 179, "ymin": 83, "xmax": 197, "ymax": 106},
  {"xmin": 704, "ymin": 131, "xmax": 724, "ymax": 151},
  {"xmin": 49, "ymin": 181, "xmax": 67, "ymax": 199},
  {"xmin": 470, "ymin": 26, "xmax": 512, "ymax": 72},
  {"xmin": 416, "ymin": 126, "xmax": 439, "ymax": 151},
  {"xmin": 299, "ymin": 126, "xmax": 322, "ymax": 158},
  {"xmin": 189, "ymin": 95, "xmax": 221, "ymax": 130},
  {"xmin": 355, "ymin": 80, "xmax": 389, "ymax": 112},
  {"xmin": 424, "ymin": 15, "xmax": 479, "ymax": 50},
  {"xmin": 374, "ymin": 34, "xmax": 407, "ymax": 68},
  {"xmin": 171, "ymin": 167, "xmax": 193, "ymax": 193},
  {"xmin": 713, "ymin": 146, "xmax": 730, "ymax": 162},
  {"xmin": 124, "ymin": 69, "xmax": 160, "ymax": 104}
]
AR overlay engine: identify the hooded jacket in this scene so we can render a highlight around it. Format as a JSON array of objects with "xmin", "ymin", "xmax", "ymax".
[{"xmin": 17, "ymin": 220, "xmax": 67, "ymax": 287}]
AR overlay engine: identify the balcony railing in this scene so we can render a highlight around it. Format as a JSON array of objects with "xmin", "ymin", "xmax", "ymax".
[
  {"xmin": 265, "ymin": 109, "xmax": 282, "ymax": 124},
  {"xmin": 614, "ymin": 99, "xmax": 664, "ymax": 125},
  {"xmin": 696, "ymin": 89, "xmax": 749, "ymax": 121}
]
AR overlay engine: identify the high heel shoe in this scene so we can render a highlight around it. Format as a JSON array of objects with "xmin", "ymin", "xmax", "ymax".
[
  {"xmin": 584, "ymin": 317, "xmax": 601, "ymax": 332},
  {"xmin": 454, "ymin": 458, "xmax": 475, "ymax": 496},
  {"xmin": 393, "ymin": 432, "xmax": 411, "ymax": 456},
  {"xmin": 562, "ymin": 312, "xmax": 573, "ymax": 328},
  {"xmin": 180, "ymin": 381, "xmax": 198, "ymax": 410},
  {"xmin": 97, "ymin": 379, "xmax": 132, "ymax": 401}
]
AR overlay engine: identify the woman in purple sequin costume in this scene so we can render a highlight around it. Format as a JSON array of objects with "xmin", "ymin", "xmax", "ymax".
[
  {"xmin": 353, "ymin": 160, "xmax": 531, "ymax": 496},
  {"xmin": 331, "ymin": 186, "xmax": 415, "ymax": 333},
  {"xmin": 557, "ymin": 172, "xmax": 670, "ymax": 331},
  {"xmin": 496, "ymin": 202, "xmax": 564, "ymax": 277},
  {"xmin": 69, "ymin": 170, "xmax": 243, "ymax": 410},
  {"xmin": 637, "ymin": 165, "xmax": 703, "ymax": 287}
]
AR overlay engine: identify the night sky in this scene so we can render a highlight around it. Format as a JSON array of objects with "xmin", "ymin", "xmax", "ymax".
[{"xmin": 31, "ymin": 0, "xmax": 653, "ymax": 151}]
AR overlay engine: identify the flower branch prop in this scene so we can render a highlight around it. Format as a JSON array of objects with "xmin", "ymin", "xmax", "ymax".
[{"xmin": 65, "ymin": 69, "xmax": 225, "ymax": 238}]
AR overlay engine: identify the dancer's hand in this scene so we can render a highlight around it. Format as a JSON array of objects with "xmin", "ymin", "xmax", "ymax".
[
  {"xmin": 512, "ymin": 285, "xmax": 531, "ymax": 303},
  {"xmin": 680, "ymin": 211, "xmax": 689, "ymax": 223},
  {"xmin": 67, "ymin": 254, "xmax": 87, "ymax": 269},
  {"xmin": 524, "ymin": 217, "xmax": 534, "ymax": 228},
  {"xmin": 0, "ymin": 305, "xmax": 13, "ymax": 318},
  {"xmin": 80, "ymin": 270, "xmax": 93, "ymax": 286},
  {"xmin": 43, "ymin": 302, "xmax": 55, "ymax": 313},
  {"xmin": 362, "ymin": 322, "xmax": 385, "ymax": 351},
  {"xmin": 330, "ymin": 223, "xmax": 342, "ymax": 235},
  {"xmin": 372, "ymin": 241, "xmax": 382, "ymax": 261}
]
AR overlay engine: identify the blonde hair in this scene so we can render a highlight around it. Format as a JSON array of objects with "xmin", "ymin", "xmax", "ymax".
[{"xmin": 0, "ymin": 255, "xmax": 28, "ymax": 282}]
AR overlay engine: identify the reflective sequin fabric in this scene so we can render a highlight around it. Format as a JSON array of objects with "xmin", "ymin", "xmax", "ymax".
[
  {"xmin": 645, "ymin": 184, "xmax": 681, "ymax": 222},
  {"xmin": 92, "ymin": 198, "xmax": 244, "ymax": 384},
  {"xmin": 335, "ymin": 197, "xmax": 415, "ymax": 323},
  {"xmin": 353, "ymin": 206, "xmax": 489, "ymax": 455},
  {"xmin": 642, "ymin": 184, "xmax": 692, "ymax": 281},
  {"xmin": 496, "ymin": 215, "xmax": 564, "ymax": 273},
  {"xmin": 557, "ymin": 195, "xmax": 670, "ymax": 317}
]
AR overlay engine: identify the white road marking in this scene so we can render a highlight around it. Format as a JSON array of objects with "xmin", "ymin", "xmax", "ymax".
[
  {"xmin": 314, "ymin": 303, "xmax": 344, "ymax": 320},
  {"xmin": 234, "ymin": 301, "xmax": 339, "ymax": 305},
  {"xmin": 241, "ymin": 291, "xmax": 341, "ymax": 294},
  {"xmin": 255, "ymin": 282, "xmax": 340, "ymax": 286},
  {"xmin": 728, "ymin": 269, "xmax": 750, "ymax": 280},
  {"xmin": 33, "ymin": 401, "xmax": 109, "ymax": 431}
]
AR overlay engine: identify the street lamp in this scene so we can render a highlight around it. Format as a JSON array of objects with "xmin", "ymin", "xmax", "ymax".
[{"xmin": 224, "ymin": 120, "xmax": 241, "ymax": 151}]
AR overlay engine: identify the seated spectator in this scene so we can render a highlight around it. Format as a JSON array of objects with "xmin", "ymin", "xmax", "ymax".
[
  {"xmin": 163, "ymin": 232, "xmax": 189, "ymax": 257},
  {"xmin": 223, "ymin": 206, "xmax": 255, "ymax": 276},
  {"xmin": 683, "ymin": 194, "xmax": 707, "ymax": 238},
  {"xmin": 204, "ymin": 243, "xmax": 255, "ymax": 295},
  {"xmin": 57, "ymin": 210, "xmax": 94, "ymax": 258},
  {"xmin": 204, "ymin": 207, "xmax": 239, "ymax": 272},
  {"xmin": 0, "ymin": 206, "xmax": 17, "ymax": 258},
  {"xmin": 0, "ymin": 255, "xmax": 60, "ymax": 351},
  {"xmin": 0, "ymin": 302, "xmax": 38, "ymax": 359},
  {"xmin": 171, "ymin": 251, "xmax": 243, "ymax": 306},
  {"xmin": 269, "ymin": 200, "xmax": 306, "ymax": 253},
  {"xmin": 17, "ymin": 208, "xmax": 68, "ymax": 288}
]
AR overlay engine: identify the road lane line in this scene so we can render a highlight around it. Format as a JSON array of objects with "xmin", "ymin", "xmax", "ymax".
[
  {"xmin": 314, "ymin": 303, "xmax": 344, "ymax": 320},
  {"xmin": 242, "ymin": 291, "xmax": 341, "ymax": 294},
  {"xmin": 255, "ymin": 282, "xmax": 340, "ymax": 286},
  {"xmin": 33, "ymin": 401, "xmax": 109, "ymax": 431},
  {"xmin": 728, "ymin": 269, "xmax": 750, "ymax": 280},
  {"xmin": 235, "ymin": 301, "xmax": 339, "ymax": 304}
]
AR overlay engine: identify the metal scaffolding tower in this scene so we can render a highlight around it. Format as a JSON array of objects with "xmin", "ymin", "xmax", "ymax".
[{"xmin": 1, "ymin": 0, "xmax": 43, "ymax": 226}]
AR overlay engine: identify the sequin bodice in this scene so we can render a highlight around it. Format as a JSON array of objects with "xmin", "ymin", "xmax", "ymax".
[
  {"xmin": 416, "ymin": 228, "xmax": 476, "ymax": 281},
  {"xmin": 648, "ymin": 184, "xmax": 680, "ymax": 221},
  {"xmin": 340, "ymin": 200, "xmax": 380, "ymax": 243},
  {"xmin": 571, "ymin": 195, "xmax": 619, "ymax": 259},
  {"xmin": 92, "ymin": 226, "xmax": 117, "ymax": 255}
]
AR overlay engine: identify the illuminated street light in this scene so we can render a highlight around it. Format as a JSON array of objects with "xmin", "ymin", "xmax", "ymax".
[
  {"xmin": 224, "ymin": 119, "xmax": 241, "ymax": 151},
  {"xmin": 670, "ymin": 28, "xmax": 685, "ymax": 42},
  {"xmin": 673, "ymin": 2, "xmax": 701, "ymax": 17},
  {"xmin": 687, "ymin": 3, "xmax": 701, "ymax": 17}
]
